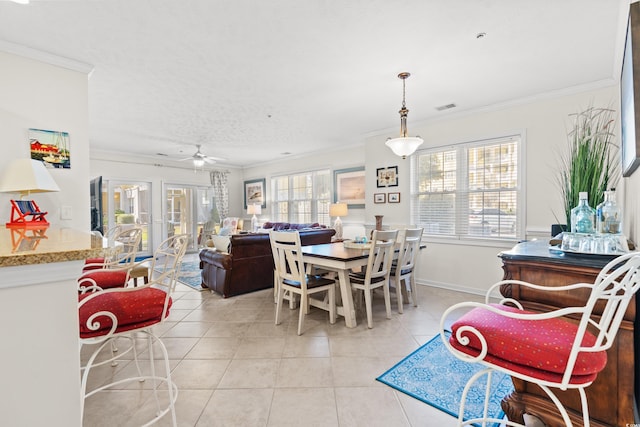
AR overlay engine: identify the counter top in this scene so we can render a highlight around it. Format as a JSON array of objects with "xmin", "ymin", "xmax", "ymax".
[
  {"xmin": 499, "ymin": 239, "xmax": 620, "ymax": 270},
  {"xmin": 0, "ymin": 226, "xmax": 105, "ymax": 267}
]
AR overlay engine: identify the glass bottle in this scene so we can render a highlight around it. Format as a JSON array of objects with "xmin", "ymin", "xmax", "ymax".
[
  {"xmin": 596, "ymin": 189, "xmax": 622, "ymax": 234},
  {"xmin": 571, "ymin": 192, "xmax": 595, "ymax": 234}
]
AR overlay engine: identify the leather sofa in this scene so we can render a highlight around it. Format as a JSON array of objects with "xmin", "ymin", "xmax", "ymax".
[{"xmin": 199, "ymin": 228, "xmax": 335, "ymax": 298}]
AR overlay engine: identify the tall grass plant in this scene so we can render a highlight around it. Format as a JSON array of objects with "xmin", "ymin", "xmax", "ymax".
[{"xmin": 557, "ymin": 107, "xmax": 619, "ymax": 227}]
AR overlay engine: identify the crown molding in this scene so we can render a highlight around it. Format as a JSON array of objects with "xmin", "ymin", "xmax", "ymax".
[{"xmin": 0, "ymin": 39, "xmax": 94, "ymax": 75}]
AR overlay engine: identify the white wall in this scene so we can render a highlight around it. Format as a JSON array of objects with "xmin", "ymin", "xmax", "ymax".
[
  {"xmin": 0, "ymin": 50, "xmax": 90, "ymax": 229},
  {"xmin": 242, "ymin": 145, "xmax": 367, "ymax": 226},
  {"xmin": 365, "ymin": 85, "xmax": 622, "ymax": 294}
]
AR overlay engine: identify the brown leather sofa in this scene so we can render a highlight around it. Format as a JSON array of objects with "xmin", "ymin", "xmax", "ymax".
[{"xmin": 199, "ymin": 228, "xmax": 335, "ymax": 298}]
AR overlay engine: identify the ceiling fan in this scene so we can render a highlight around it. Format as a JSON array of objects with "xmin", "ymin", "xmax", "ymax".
[{"xmin": 180, "ymin": 144, "xmax": 218, "ymax": 167}]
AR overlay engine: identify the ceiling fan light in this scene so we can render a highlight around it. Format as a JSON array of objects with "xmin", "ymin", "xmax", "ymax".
[
  {"xmin": 193, "ymin": 158, "xmax": 205, "ymax": 168},
  {"xmin": 385, "ymin": 136, "xmax": 424, "ymax": 159}
]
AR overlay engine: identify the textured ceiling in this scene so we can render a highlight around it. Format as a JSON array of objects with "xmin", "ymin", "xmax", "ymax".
[{"xmin": 0, "ymin": 0, "xmax": 629, "ymax": 168}]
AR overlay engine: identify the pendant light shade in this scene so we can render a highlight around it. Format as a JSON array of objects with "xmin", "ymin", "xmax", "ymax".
[{"xmin": 385, "ymin": 72, "xmax": 423, "ymax": 159}]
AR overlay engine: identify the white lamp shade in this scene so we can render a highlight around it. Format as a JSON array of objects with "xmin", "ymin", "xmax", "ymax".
[
  {"xmin": 329, "ymin": 203, "xmax": 348, "ymax": 217},
  {"xmin": 385, "ymin": 136, "xmax": 424, "ymax": 158},
  {"xmin": 247, "ymin": 204, "xmax": 262, "ymax": 215},
  {"xmin": 0, "ymin": 159, "xmax": 60, "ymax": 195}
]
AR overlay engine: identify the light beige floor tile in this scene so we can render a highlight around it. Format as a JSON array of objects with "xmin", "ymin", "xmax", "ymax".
[
  {"xmin": 217, "ymin": 359, "xmax": 280, "ymax": 388},
  {"xmin": 282, "ymin": 336, "xmax": 330, "ymax": 357},
  {"xmin": 395, "ymin": 390, "xmax": 458, "ymax": 426},
  {"xmin": 234, "ymin": 336, "xmax": 286, "ymax": 358},
  {"xmin": 331, "ymin": 356, "xmax": 398, "ymax": 387},
  {"xmin": 203, "ymin": 321, "xmax": 253, "ymax": 337},
  {"xmin": 196, "ymin": 388, "xmax": 273, "ymax": 427},
  {"xmin": 185, "ymin": 337, "xmax": 240, "ymax": 359},
  {"xmin": 329, "ymin": 336, "xmax": 379, "ymax": 357},
  {"xmin": 171, "ymin": 359, "xmax": 231, "ymax": 389},
  {"xmin": 267, "ymin": 388, "xmax": 339, "ymax": 427},
  {"xmin": 276, "ymin": 357, "xmax": 334, "ymax": 388},
  {"xmin": 161, "ymin": 321, "xmax": 213, "ymax": 338},
  {"xmin": 335, "ymin": 386, "xmax": 411, "ymax": 427}
]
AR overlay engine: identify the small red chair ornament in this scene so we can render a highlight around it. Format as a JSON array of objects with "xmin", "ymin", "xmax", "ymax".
[{"xmin": 7, "ymin": 199, "xmax": 50, "ymax": 228}]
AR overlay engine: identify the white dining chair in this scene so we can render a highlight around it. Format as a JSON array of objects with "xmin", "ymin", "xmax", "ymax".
[
  {"xmin": 390, "ymin": 228, "xmax": 423, "ymax": 313},
  {"xmin": 270, "ymin": 230, "xmax": 337, "ymax": 335},
  {"xmin": 349, "ymin": 229, "xmax": 398, "ymax": 328}
]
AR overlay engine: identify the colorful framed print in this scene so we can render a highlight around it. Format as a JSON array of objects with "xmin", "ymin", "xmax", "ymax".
[
  {"xmin": 334, "ymin": 166, "xmax": 365, "ymax": 208},
  {"xmin": 244, "ymin": 178, "xmax": 266, "ymax": 209},
  {"xmin": 29, "ymin": 128, "xmax": 71, "ymax": 169}
]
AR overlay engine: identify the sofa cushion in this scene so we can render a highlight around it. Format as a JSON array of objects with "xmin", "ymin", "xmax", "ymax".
[{"xmin": 211, "ymin": 235, "xmax": 231, "ymax": 253}]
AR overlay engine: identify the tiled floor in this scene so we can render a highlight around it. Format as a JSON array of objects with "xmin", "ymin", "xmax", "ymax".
[{"xmin": 81, "ymin": 260, "xmax": 485, "ymax": 427}]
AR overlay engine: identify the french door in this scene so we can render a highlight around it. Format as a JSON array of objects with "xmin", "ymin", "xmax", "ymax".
[
  {"xmin": 103, "ymin": 180, "xmax": 152, "ymax": 257},
  {"xmin": 164, "ymin": 183, "xmax": 214, "ymax": 253}
]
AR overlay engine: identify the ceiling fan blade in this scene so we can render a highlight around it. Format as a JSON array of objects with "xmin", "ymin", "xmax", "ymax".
[{"xmin": 203, "ymin": 157, "xmax": 216, "ymax": 164}]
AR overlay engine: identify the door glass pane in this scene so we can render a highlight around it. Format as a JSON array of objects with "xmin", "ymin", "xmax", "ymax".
[
  {"xmin": 107, "ymin": 181, "xmax": 151, "ymax": 256},
  {"xmin": 165, "ymin": 184, "xmax": 214, "ymax": 253}
]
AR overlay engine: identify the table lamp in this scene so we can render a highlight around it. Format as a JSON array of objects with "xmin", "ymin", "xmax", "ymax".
[
  {"xmin": 329, "ymin": 203, "xmax": 348, "ymax": 240},
  {"xmin": 0, "ymin": 158, "xmax": 60, "ymax": 227},
  {"xmin": 247, "ymin": 203, "xmax": 262, "ymax": 231}
]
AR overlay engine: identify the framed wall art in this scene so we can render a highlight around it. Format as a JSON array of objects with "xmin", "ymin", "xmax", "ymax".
[
  {"xmin": 334, "ymin": 166, "xmax": 365, "ymax": 208},
  {"xmin": 388, "ymin": 192, "xmax": 400, "ymax": 203},
  {"xmin": 374, "ymin": 193, "xmax": 386, "ymax": 204},
  {"xmin": 244, "ymin": 178, "xmax": 266, "ymax": 209},
  {"xmin": 29, "ymin": 128, "xmax": 71, "ymax": 169},
  {"xmin": 376, "ymin": 166, "xmax": 398, "ymax": 188}
]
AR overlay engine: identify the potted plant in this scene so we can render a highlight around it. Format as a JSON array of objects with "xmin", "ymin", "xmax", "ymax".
[{"xmin": 556, "ymin": 106, "xmax": 619, "ymax": 232}]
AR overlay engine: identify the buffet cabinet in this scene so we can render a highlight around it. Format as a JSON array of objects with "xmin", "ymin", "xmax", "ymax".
[{"xmin": 498, "ymin": 240, "xmax": 637, "ymax": 427}]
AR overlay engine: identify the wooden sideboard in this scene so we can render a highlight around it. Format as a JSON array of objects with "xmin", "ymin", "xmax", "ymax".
[{"xmin": 498, "ymin": 240, "xmax": 637, "ymax": 427}]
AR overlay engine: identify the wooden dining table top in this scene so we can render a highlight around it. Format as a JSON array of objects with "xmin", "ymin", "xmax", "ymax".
[{"xmin": 300, "ymin": 242, "xmax": 370, "ymax": 261}]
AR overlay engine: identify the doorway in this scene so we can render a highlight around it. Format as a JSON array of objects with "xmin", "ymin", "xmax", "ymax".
[
  {"xmin": 103, "ymin": 180, "xmax": 152, "ymax": 257},
  {"xmin": 164, "ymin": 183, "xmax": 215, "ymax": 253}
]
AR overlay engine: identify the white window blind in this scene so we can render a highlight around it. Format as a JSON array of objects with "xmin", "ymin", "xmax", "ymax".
[
  {"xmin": 411, "ymin": 135, "xmax": 522, "ymax": 240},
  {"xmin": 271, "ymin": 169, "xmax": 331, "ymax": 225}
]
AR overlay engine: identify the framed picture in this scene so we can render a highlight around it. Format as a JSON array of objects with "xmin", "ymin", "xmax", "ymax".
[
  {"xmin": 374, "ymin": 193, "xmax": 386, "ymax": 204},
  {"xmin": 244, "ymin": 178, "xmax": 266, "ymax": 209},
  {"xmin": 334, "ymin": 166, "xmax": 365, "ymax": 208},
  {"xmin": 29, "ymin": 128, "xmax": 71, "ymax": 169},
  {"xmin": 376, "ymin": 166, "xmax": 398, "ymax": 187},
  {"xmin": 388, "ymin": 192, "xmax": 400, "ymax": 203}
]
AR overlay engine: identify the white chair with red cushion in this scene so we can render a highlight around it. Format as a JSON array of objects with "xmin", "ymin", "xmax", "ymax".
[
  {"xmin": 79, "ymin": 227, "xmax": 142, "ymax": 291},
  {"xmin": 78, "ymin": 234, "xmax": 188, "ymax": 427},
  {"xmin": 439, "ymin": 252, "xmax": 640, "ymax": 427}
]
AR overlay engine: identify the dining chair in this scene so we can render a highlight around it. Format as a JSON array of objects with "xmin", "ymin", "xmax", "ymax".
[
  {"xmin": 349, "ymin": 229, "xmax": 398, "ymax": 328},
  {"xmin": 390, "ymin": 227, "xmax": 423, "ymax": 313},
  {"xmin": 270, "ymin": 230, "xmax": 336, "ymax": 335},
  {"xmin": 439, "ymin": 251, "xmax": 640, "ymax": 427},
  {"xmin": 78, "ymin": 227, "xmax": 142, "ymax": 291},
  {"xmin": 78, "ymin": 234, "xmax": 188, "ymax": 427}
]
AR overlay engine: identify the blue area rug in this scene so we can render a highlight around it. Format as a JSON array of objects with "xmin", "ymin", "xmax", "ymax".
[
  {"xmin": 155, "ymin": 260, "xmax": 203, "ymax": 291},
  {"xmin": 376, "ymin": 332, "xmax": 514, "ymax": 427}
]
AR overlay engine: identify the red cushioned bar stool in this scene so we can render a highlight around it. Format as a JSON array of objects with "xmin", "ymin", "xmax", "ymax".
[
  {"xmin": 78, "ymin": 234, "xmax": 188, "ymax": 427},
  {"xmin": 439, "ymin": 252, "xmax": 640, "ymax": 427}
]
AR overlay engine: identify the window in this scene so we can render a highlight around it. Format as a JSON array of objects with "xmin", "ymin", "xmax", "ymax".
[
  {"xmin": 411, "ymin": 135, "xmax": 521, "ymax": 240},
  {"xmin": 271, "ymin": 169, "xmax": 331, "ymax": 225}
]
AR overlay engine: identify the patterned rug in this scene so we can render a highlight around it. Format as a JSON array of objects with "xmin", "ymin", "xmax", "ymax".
[
  {"xmin": 376, "ymin": 332, "xmax": 514, "ymax": 427},
  {"xmin": 155, "ymin": 259, "xmax": 203, "ymax": 291}
]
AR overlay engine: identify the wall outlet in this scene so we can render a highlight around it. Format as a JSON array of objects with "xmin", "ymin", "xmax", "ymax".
[{"xmin": 61, "ymin": 205, "xmax": 73, "ymax": 220}]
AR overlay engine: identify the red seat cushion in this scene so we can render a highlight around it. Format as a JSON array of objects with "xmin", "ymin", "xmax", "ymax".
[
  {"xmin": 80, "ymin": 270, "xmax": 129, "ymax": 289},
  {"xmin": 78, "ymin": 288, "xmax": 172, "ymax": 339},
  {"xmin": 83, "ymin": 257, "xmax": 105, "ymax": 271},
  {"xmin": 450, "ymin": 304, "xmax": 607, "ymax": 385}
]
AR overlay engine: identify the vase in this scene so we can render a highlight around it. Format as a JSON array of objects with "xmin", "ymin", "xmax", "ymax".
[{"xmin": 375, "ymin": 215, "xmax": 384, "ymax": 231}]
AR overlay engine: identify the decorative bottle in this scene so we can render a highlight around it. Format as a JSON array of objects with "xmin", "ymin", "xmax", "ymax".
[
  {"xmin": 596, "ymin": 189, "xmax": 622, "ymax": 234},
  {"xmin": 570, "ymin": 192, "xmax": 595, "ymax": 234}
]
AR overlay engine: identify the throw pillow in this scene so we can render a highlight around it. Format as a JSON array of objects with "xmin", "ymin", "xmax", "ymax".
[{"xmin": 211, "ymin": 235, "xmax": 231, "ymax": 253}]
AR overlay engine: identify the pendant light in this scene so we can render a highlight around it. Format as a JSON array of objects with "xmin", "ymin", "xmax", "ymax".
[{"xmin": 385, "ymin": 72, "xmax": 423, "ymax": 159}]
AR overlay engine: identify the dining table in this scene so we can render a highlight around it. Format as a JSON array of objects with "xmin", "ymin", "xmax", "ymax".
[{"xmin": 300, "ymin": 242, "xmax": 371, "ymax": 328}]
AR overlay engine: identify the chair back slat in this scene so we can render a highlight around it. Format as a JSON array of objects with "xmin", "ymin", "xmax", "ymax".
[
  {"xmin": 396, "ymin": 228, "xmax": 423, "ymax": 273},
  {"xmin": 270, "ymin": 230, "xmax": 307, "ymax": 289},
  {"xmin": 364, "ymin": 230, "xmax": 397, "ymax": 282}
]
